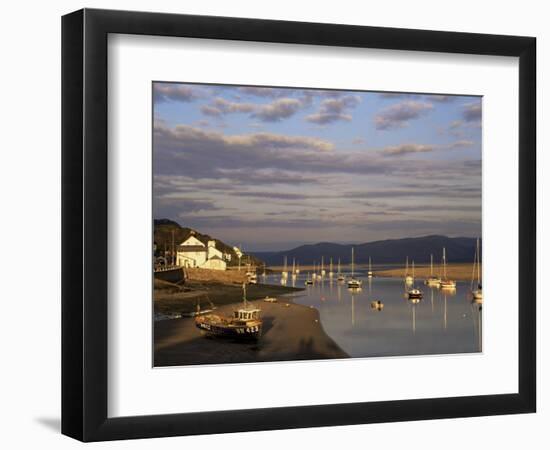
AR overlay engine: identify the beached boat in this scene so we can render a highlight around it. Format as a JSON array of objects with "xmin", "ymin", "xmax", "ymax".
[
  {"xmin": 263, "ymin": 296, "xmax": 277, "ymax": 303},
  {"xmin": 195, "ymin": 284, "xmax": 262, "ymax": 340},
  {"xmin": 404, "ymin": 256, "xmax": 414, "ymax": 285},
  {"xmin": 471, "ymin": 238, "xmax": 483, "ymax": 302},
  {"xmin": 347, "ymin": 247, "xmax": 362, "ymax": 289},
  {"xmin": 439, "ymin": 247, "xmax": 457, "ymax": 290},
  {"xmin": 337, "ymin": 258, "xmax": 345, "ymax": 281},
  {"xmin": 367, "ymin": 256, "xmax": 373, "ymax": 278},
  {"xmin": 407, "ymin": 261, "xmax": 423, "ymax": 299},
  {"xmin": 425, "ymin": 254, "xmax": 441, "ymax": 286}
]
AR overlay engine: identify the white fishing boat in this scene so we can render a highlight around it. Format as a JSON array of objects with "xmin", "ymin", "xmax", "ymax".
[
  {"xmin": 347, "ymin": 247, "xmax": 362, "ymax": 289},
  {"xmin": 337, "ymin": 258, "xmax": 345, "ymax": 281},
  {"xmin": 195, "ymin": 284, "xmax": 262, "ymax": 340},
  {"xmin": 471, "ymin": 238, "xmax": 483, "ymax": 302},
  {"xmin": 425, "ymin": 254, "xmax": 441, "ymax": 286},
  {"xmin": 407, "ymin": 261, "xmax": 423, "ymax": 300},
  {"xmin": 367, "ymin": 256, "xmax": 373, "ymax": 278},
  {"xmin": 439, "ymin": 247, "xmax": 457, "ymax": 290},
  {"xmin": 404, "ymin": 256, "xmax": 414, "ymax": 285}
]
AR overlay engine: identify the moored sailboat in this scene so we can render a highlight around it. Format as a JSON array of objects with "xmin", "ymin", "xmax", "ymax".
[
  {"xmin": 439, "ymin": 247, "xmax": 456, "ymax": 290},
  {"xmin": 425, "ymin": 254, "xmax": 441, "ymax": 286},
  {"xmin": 337, "ymin": 258, "xmax": 345, "ymax": 281},
  {"xmin": 407, "ymin": 260, "xmax": 423, "ymax": 299},
  {"xmin": 367, "ymin": 256, "xmax": 373, "ymax": 278},
  {"xmin": 471, "ymin": 238, "xmax": 483, "ymax": 302},
  {"xmin": 347, "ymin": 247, "xmax": 362, "ymax": 289},
  {"xmin": 404, "ymin": 256, "xmax": 414, "ymax": 285}
]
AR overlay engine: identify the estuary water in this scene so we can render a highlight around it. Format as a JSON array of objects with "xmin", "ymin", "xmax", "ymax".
[{"xmin": 268, "ymin": 269, "xmax": 482, "ymax": 358}]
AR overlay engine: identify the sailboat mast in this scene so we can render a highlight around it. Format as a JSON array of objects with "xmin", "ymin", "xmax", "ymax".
[
  {"xmin": 430, "ymin": 254, "xmax": 433, "ymax": 276},
  {"xmin": 369, "ymin": 256, "xmax": 372, "ymax": 272},
  {"xmin": 443, "ymin": 247, "xmax": 447, "ymax": 280},
  {"xmin": 351, "ymin": 247, "xmax": 355, "ymax": 277},
  {"xmin": 477, "ymin": 238, "xmax": 481, "ymax": 285}
]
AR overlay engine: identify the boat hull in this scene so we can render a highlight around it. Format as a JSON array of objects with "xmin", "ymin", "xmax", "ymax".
[
  {"xmin": 195, "ymin": 320, "xmax": 262, "ymax": 340},
  {"xmin": 440, "ymin": 281, "xmax": 456, "ymax": 290}
]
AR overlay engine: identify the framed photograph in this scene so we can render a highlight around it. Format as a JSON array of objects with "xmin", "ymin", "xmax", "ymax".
[{"xmin": 62, "ymin": 8, "xmax": 536, "ymax": 441}]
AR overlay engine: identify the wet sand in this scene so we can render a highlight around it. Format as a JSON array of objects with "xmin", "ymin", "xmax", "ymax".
[
  {"xmin": 375, "ymin": 263, "xmax": 479, "ymax": 281},
  {"xmin": 154, "ymin": 300, "xmax": 349, "ymax": 366},
  {"xmin": 155, "ymin": 281, "xmax": 304, "ymax": 316}
]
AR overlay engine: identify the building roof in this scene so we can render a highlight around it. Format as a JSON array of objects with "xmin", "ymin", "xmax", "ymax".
[
  {"xmin": 208, "ymin": 255, "xmax": 224, "ymax": 261},
  {"xmin": 177, "ymin": 245, "xmax": 206, "ymax": 252}
]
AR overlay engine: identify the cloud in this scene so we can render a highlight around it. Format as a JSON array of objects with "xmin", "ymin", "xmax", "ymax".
[
  {"xmin": 462, "ymin": 102, "xmax": 482, "ymax": 122},
  {"xmin": 153, "ymin": 197, "xmax": 220, "ymax": 219},
  {"xmin": 200, "ymin": 97, "xmax": 304, "ymax": 122},
  {"xmin": 374, "ymin": 101, "xmax": 434, "ymax": 130},
  {"xmin": 232, "ymin": 191, "xmax": 314, "ymax": 200},
  {"xmin": 154, "ymin": 124, "xmax": 481, "ymax": 185},
  {"xmin": 200, "ymin": 98, "xmax": 256, "ymax": 117},
  {"xmin": 352, "ymin": 138, "xmax": 366, "ymax": 145},
  {"xmin": 448, "ymin": 140, "xmax": 474, "ymax": 148},
  {"xmin": 238, "ymin": 86, "xmax": 289, "ymax": 98},
  {"xmin": 430, "ymin": 95, "xmax": 455, "ymax": 103},
  {"xmin": 379, "ymin": 93, "xmax": 455, "ymax": 103},
  {"xmin": 449, "ymin": 120, "xmax": 464, "ymax": 129},
  {"xmin": 305, "ymin": 95, "xmax": 360, "ymax": 124},
  {"xmin": 153, "ymin": 83, "xmax": 202, "ymax": 103},
  {"xmin": 381, "ymin": 143, "xmax": 436, "ymax": 156},
  {"xmin": 380, "ymin": 140, "xmax": 473, "ymax": 156},
  {"xmin": 252, "ymin": 98, "xmax": 303, "ymax": 122}
]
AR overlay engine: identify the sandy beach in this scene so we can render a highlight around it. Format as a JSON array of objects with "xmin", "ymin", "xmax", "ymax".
[
  {"xmin": 375, "ymin": 263, "xmax": 479, "ymax": 281},
  {"xmin": 154, "ymin": 299, "xmax": 348, "ymax": 366}
]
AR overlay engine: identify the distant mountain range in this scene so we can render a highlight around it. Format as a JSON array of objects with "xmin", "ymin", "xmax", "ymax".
[{"xmin": 251, "ymin": 235, "xmax": 480, "ymax": 266}]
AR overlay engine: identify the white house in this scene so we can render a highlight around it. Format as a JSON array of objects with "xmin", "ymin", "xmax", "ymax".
[{"xmin": 176, "ymin": 235, "xmax": 227, "ymax": 270}]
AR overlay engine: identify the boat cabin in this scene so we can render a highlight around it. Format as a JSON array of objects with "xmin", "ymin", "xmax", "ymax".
[{"xmin": 234, "ymin": 308, "xmax": 261, "ymax": 321}]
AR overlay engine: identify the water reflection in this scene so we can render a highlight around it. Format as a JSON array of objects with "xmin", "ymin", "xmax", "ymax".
[{"xmin": 266, "ymin": 270, "xmax": 481, "ymax": 358}]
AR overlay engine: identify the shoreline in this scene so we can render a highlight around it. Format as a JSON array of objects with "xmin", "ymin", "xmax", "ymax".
[
  {"xmin": 374, "ymin": 263, "xmax": 479, "ymax": 281},
  {"xmin": 154, "ymin": 298, "xmax": 349, "ymax": 366},
  {"xmin": 154, "ymin": 280, "xmax": 349, "ymax": 365}
]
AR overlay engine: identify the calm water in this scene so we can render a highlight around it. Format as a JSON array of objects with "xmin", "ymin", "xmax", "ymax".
[{"xmin": 263, "ymin": 268, "xmax": 482, "ymax": 358}]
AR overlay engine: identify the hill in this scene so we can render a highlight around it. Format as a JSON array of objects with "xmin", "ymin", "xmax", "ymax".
[
  {"xmin": 251, "ymin": 235, "xmax": 479, "ymax": 266},
  {"xmin": 153, "ymin": 219, "xmax": 262, "ymax": 267}
]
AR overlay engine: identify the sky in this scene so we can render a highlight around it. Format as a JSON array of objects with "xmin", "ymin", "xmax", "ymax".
[{"xmin": 153, "ymin": 82, "xmax": 482, "ymax": 252}]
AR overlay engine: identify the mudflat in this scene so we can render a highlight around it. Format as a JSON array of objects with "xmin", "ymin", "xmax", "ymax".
[{"xmin": 154, "ymin": 299, "xmax": 349, "ymax": 366}]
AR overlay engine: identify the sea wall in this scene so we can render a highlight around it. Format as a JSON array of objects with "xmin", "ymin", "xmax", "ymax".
[
  {"xmin": 184, "ymin": 267, "xmax": 248, "ymax": 284},
  {"xmin": 154, "ymin": 267, "xmax": 186, "ymax": 284}
]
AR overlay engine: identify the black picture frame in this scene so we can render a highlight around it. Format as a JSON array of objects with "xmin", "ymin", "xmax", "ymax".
[{"xmin": 62, "ymin": 8, "xmax": 536, "ymax": 442}]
